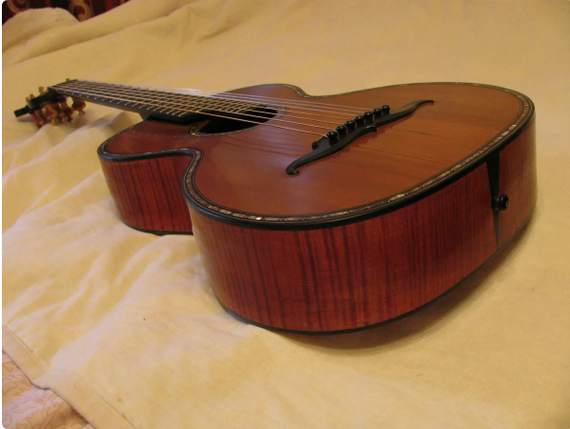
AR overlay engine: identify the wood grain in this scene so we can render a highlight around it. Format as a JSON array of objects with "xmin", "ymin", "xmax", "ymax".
[
  {"xmin": 100, "ymin": 153, "xmax": 194, "ymax": 234},
  {"xmin": 189, "ymin": 121, "xmax": 535, "ymax": 332}
]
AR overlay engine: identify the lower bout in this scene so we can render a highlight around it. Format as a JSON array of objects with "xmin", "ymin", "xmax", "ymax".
[{"xmin": 189, "ymin": 153, "xmax": 537, "ymax": 332}]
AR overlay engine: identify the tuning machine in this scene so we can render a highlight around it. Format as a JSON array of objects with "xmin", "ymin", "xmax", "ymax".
[{"xmin": 14, "ymin": 85, "xmax": 87, "ymax": 128}]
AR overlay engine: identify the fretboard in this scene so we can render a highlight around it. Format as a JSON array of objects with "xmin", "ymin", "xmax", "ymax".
[{"xmin": 49, "ymin": 79, "xmax": 265, "ymax": 123}]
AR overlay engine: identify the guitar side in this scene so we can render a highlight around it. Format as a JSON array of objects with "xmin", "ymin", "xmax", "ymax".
[{"xmin": 99, "ymin": 137, "xmax": 196, "ymax": 235}]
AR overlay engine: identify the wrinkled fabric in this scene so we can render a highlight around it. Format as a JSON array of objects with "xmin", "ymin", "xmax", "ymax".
[
  {"xmin": 2, "ymin": 352, "xmax": 92, "ymax": 428},
  {"xmin": 3, "ymin": 1, "xmax": 570, "ymax": 428}
]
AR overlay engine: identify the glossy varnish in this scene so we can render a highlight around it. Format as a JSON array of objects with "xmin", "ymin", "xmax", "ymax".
[
  {"xmin": 189, "ymin": 130, "xmax": 535, "ymax": 331},
  {"xmin": 97, "ymin": 82, "xmax": 536, "ymax": 331},
  {"xmin": 100, "ymin": 153, "xmax": 194, "ymax": 233}
]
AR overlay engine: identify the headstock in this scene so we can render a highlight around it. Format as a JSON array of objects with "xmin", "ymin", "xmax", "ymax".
[{"xmin": 14, "ymin": 82, "xmax": 86, "ymax": 128}]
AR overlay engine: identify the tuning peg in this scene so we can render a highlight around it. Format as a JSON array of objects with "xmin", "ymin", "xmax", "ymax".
[
  {"xmin": 56, "ymin": 103, "xmax": 67, "ymax": 122},
  {"xmin": 43, "ymin": 101, "xmax": 59, "ymax": 124},
  {"xmin": 71, "ymin": 97, "xmax": 86, "ymax": 115},
  {"xmin": 54, "ymin": 101, "xmax": 67, "ymax": 123},
  {"xmin": 58, "ymin": 98, "xmax": 74, "ymax": 121},
  {"xmin": 41, "ymin": 86, "xmax": 75, "ymax": 121},
  {"xmin": 32, "ymin": 108, "xmax": 47, "ymax": 127},
  {"xmin": 27, "ymin": 104, "xmax": 46, "ymax": 128},
  {"xmin": 29, "ymin": 112, "xmax": 42, "ymax": 127}
]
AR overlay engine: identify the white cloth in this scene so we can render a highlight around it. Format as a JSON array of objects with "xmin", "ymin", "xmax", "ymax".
[{"xmin": 3, "ymin": 1, "xmax": 570, "ymax": 428}]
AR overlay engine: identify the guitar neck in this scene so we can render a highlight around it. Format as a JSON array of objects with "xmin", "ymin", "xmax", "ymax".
[{"xmin": 49, "ymin": 79, "xmax": 263, "ymax": 123}]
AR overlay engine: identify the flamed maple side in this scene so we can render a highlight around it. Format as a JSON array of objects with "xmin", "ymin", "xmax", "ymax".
[
  {"xmin": 96, "ymin": 82, "xmax": 536, "ymax": 332},
  {"xmin": 100, "ymin": 154, "xmax": 194, "ymax": 233}
]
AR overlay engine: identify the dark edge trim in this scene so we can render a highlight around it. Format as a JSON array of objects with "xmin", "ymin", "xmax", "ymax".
[
  {"xmin": 219, "ymin": 207, "xmax": 536, "ymax": 335},
  {"xmin": 122, "ymin": 221, "xmax": 194, "ymax": 236}
]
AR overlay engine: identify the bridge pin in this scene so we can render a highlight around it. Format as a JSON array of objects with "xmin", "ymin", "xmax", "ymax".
[
  {"xmin": 345, "ymin": 120, "xmax": 356, "ymax": 131},
  {"xmin": 336, "ymin": 125, "xmax": 348, "ymax": 136}
]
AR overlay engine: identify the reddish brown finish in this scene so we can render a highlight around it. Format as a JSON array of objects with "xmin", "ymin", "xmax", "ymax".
[
  {"xmin": 71, "ymin": 97, "xmax": 86, "ymax": 115},
  {"xmin": 95, "ymin": 82, "xmax": 536, "ymax": 331},
  {"xmin": 498, "ymin": 122, "xmax": 537, "ymax": 246},
  {"xmin": 189, "ymin": 149, "xmax": 525, "ymax": 332},
  {"xmin": 100, "ymin": 153, "xmax": 194, "ymax": 233}
]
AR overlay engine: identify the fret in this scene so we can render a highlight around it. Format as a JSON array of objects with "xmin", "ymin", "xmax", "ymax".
[{"xmin": 50, "ymin": 79, "xmax": 268, "ymax": 123}]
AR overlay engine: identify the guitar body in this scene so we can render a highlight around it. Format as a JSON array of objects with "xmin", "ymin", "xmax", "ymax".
[{"xmin": 97, "ymin": 82, "xmax": 536, "ymax": 332}]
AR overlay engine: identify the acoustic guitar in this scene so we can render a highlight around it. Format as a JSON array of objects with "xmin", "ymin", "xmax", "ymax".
[{"xmin": 15, "ymin": 80, "xmax": 536, "ymax": 332}]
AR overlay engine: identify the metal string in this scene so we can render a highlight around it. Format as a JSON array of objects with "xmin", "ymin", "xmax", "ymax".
[
  {"xmin": 74, "ymin": 80, "xmax": 373, "ymax": 114},
  {"xmin": 56, "ymin": 81, "xmax": 371, "ymax": 137},
  {"xmin": 174, "ymin": 87, "xmax": 372, "ymax": 114},
  {"xmin": 69, "ymin": 81, "xmax": 347, "ymax": 128},
  {"xmin": 55, "ymin": 82, "xmax": 337, "ymax": 137},
  {"xmin": 67, "ymin": 80, "xmax": 372, "ymax": 119},
  {"xmin": 58, "ymin": 83, "xmax": 331, "ymax": 136}
]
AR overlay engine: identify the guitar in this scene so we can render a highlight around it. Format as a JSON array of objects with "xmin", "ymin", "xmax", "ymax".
[{"xmin": 15, "ymin": 80, "xmax": 537, "ymax": 332}]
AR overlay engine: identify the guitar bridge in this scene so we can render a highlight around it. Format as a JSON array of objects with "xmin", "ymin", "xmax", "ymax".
[{"xmin": 285, "ymin": 100, "xmax": 434, "ymax": 175}]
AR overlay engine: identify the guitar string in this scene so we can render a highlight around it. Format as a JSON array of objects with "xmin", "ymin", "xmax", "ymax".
[
  {"xmin": 67, "ymin": 80, "xmax": 374, "ymax": 117},
  {"xmin": 55, "ymin": 82, "xmax": 368, "ymax": 137},
  {"xmin": 67, "ymin": 81, "xmax": 348, "ymax": 126},
  {"xmin": 70, "ymin": 80, "xmax": 372, "ymax": 114},
  {"xmin": 54, "ymin": 85, "xmax": 333, "ymax": 137},
  {"xmin": 152, "ymin": 86, "xmax": 369, "ymax": 115},
  {"xmin": 56, "ymin": 85, "xmax": 335, "ymax": 135},
  {"xmin": 68, "ymin": 81, "xmax": 364, "ymax": 122},
  {"xmin": 179, "ymin": 91, "xmax": 366, "ymax": 119},
  {"xmin": 172, "ymin": 88, "xmax": 372, "ymax": 114}
]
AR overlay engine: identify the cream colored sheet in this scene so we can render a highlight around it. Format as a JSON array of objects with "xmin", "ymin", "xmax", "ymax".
[{"xmin": 3, "ymin": 1, "xmax": 570, "ymax": 428}]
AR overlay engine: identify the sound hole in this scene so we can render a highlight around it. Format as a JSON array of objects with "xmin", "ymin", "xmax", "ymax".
[{"xmin": 192, "ymin": 107, "xmax": 278, "ymax": 134}]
